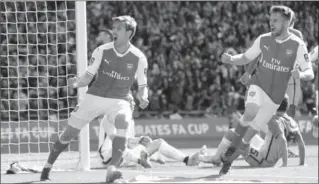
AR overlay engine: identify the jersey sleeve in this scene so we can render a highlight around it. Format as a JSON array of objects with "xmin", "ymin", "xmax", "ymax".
[
  {"xmin": 310, "ymin": 45, "xmax": 318, "ymax": 62},
  {"xmin": 136, "ymin": 54, "xmax": 148, "ymax": 87},
  {"xmin": 87, "ymin": 47, "xmax": 103, "ymax": 76},
  {"xmin": 244, "ymin": 35, "xmax": 262, "ymax": 61},
  {"xmin": 296, "ymin": 42, "xmax": 312, "ymax": 72}
]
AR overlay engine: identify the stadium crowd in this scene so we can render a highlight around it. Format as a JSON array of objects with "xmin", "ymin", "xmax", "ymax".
[{"xmin": 1, "ymin": 1, "xmax": 318, "ymax": 121}]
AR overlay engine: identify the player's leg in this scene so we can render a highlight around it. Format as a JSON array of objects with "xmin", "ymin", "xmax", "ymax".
[
  {"xmin": 220, "ymin": 85, "xmax": 261, "ymax": 165},
  {"xmin": 220, "ymin": 87, "xmax": 279, "ymax": 175},
  {"xmin": 145, "ymin": 139, "xmax": 190, "ymax": 165},
  {"xmin": 207, "ymin": 128, "xmax": 235, "ymax": 165},
  {"xmin": 98, "ymin": 118, "xmax": 115, "ymax": 165},
  {"xmin": 41, "ymin": 94, "xmax": 103, "ymax": 181}
]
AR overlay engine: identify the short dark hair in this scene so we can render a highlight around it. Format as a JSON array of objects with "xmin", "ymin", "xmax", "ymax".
[
  {"xmin": 270, "ymin": 5, "xmax": 293, "ymax": 22},
  {"xmin": 100, "ymin": 29, "xmax": 113, "ymax": 41},
  {"xmin": 277, "ymin": 94, "xmax": 289, "ymax": 112}
]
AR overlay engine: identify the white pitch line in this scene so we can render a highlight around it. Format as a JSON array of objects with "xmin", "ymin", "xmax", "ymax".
[{"xmin": 121, "ymin": 169, "xmax": 318, "ymax": 180}]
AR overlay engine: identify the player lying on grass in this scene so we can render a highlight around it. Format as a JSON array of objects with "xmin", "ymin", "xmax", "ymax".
[
  {"xmin": 98, "ymin": 95, "xmax": 204, "ymax": 168},
  {"xmin": 200, "ymin": 95, "xmax": 306, "ymax": 168}
]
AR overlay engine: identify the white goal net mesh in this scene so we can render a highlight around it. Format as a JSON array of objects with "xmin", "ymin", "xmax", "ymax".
[{"xmin": 0, "ymin": 1, "xmax": 85, "ymax": 172}]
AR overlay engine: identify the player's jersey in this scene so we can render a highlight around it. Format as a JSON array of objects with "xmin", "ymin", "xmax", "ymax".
[
  {"xmin": 245, "ymin": 32, "xmax": 312, "ymax": 104},
  {"xmin": 86, "ymin": 42, "xmax": 148, "ymax": 100},
  {"xmin": 260, "ymin": 113, "xmax": 299, "ymax": 166}
]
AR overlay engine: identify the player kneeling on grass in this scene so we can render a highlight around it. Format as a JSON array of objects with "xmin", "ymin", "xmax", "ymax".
[
  {"xmin": 98, "ymin": 105, "xmax": 204, "ymax": 168},
  {"xmin": 201, "ymin": 94, "xmax": 306, "ymax": 168}
]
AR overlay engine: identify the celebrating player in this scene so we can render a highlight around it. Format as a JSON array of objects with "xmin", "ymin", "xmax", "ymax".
[
  {"xmin": 40, "ymin": 15, "xmax": 149, "ymax": 183},
  {"xmin": 202, "ymin": 95, "xmax": 306, "ymax": 167},
  {"xmin": 219, "ymin": 5, "xmax": 314, "ymax": 175},
  {"xmin": 240, "ymin": 11, "xmax": 304, "ymax": 119}
]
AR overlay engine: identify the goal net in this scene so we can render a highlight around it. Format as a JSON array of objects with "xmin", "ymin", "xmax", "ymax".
[{"xmin": 1, "ymin": 1, "xmax": 91, "ymax": 172}]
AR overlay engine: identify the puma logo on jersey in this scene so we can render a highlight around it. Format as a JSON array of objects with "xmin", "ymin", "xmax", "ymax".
[
  {"xmin": 264, "ymin": 45, "xmax": 269, "ymax": 50},
  {"xmin": 104, "ymin": 59, "xmax": 110, "ymax": 65}
]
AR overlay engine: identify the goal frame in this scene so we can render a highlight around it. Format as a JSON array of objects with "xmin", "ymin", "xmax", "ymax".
[{"xmin": 75, "ymin": 1, "xmax": 90, "ymax": 171}]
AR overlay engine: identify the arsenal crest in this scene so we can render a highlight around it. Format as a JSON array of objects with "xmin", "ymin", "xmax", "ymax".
[
  {"xmin": 127, "ymin": 63, "xmax": 133, "ymax": 70},
  {"xmin": 286, "ymin": 49, "xmax": 292, "ymax": 56}
]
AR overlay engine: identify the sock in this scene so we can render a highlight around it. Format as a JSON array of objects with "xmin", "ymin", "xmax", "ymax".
[
  {"xmin": 214, "ymin": 137, "xmax": 231, "ymax": 159},
  {"xmin": 230, "ymin": 124, "xmax": 249, "ymax": 148},
  {"xmin": 109, "ymin": 136, "xmax": 126, "ymax": 166},
  {"xmin": 158, "ymin": 141, "xmax": 187, "ymax": 162},
  {"xmin": 44, "ymin": 140, "xmax": 69, "ymax": 168}
]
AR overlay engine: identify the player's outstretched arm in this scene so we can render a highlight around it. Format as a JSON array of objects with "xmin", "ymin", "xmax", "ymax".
[
  {"xmin": 278, "ymin": 133, "xmax": 288, "ymax": 167},
  {"xmin": 294, "ymin": 131, "xmax": 306, "ymax": 165},
  {"xmin": 221, "ymin": 35, "xmax": 262, "ymax": 65}
]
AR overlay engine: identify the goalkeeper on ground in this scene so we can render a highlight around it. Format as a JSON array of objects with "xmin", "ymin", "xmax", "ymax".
[{"xmin": 98, "ymin": 94, "xmax": 206, "ymax": 168}]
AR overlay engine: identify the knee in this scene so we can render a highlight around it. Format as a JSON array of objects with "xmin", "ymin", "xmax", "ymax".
[
  {"xmin": 243, "ymin": 103, "xmax": 259, "ymax": 122},
  {"xmin": 114, "ymin": 114, "xmax": 129, "ymax": 130}
]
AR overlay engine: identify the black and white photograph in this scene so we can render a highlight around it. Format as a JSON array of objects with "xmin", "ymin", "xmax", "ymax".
[{"xmin": 0, "ymin": 1, "xmax": 318, "ymax": 183}]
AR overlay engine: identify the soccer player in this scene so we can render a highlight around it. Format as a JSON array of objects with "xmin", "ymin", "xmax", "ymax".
[
  {"xmin": 219, "ymin": 5, "xmax": 314, "ymax": 175},
  {"xmin": 240, "ymin": 11, "xmax": 304, "ymax": 119},
  {"xmin": 40, "ymin": 15, "xmax": 149, "ymax": 183},
  {"xmin": 203, "ymin": 95, "xmax": 306, "ymax": 167}
]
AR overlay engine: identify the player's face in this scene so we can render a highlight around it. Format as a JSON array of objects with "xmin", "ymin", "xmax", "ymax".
[
  {"xmin": 96, "ymin": 32, "xmax": 113, "ymax": 45},
  {"xmin": 112, "ymin": 21, "xmax": 131, "ymax": 44},
  {"xmin": 269, "ymin": 12, "xmax": 289, "ymax": 37}
]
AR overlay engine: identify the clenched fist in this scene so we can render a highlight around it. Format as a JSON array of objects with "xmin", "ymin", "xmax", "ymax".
[
  {"xmin": 221, "ymin": 53, "xmax": 233, "ymax": 64},
  {"xmin": 291, "ymin": 69, "xmax": 302, "ymax": 79},
  {"xmin": 240, "ymin": 72, "xmax": 251, "ymax": 85},
  {"xmin": 136, "ymin": 90, "xmax": 149, "ymax": 109}
]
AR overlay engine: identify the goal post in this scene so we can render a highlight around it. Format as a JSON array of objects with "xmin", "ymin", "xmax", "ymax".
[
  {"xmin": 75, "ymin": 1, "xmax": 90, "ymax": 171},
  {"xmin": 0, "ymin": 0, "xmax": 91, "ymax": 172}
]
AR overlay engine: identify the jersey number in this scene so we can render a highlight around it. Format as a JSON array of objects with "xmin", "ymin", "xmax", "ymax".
[{"xmin": 250, "ymin": 148, "xmax": 259, "ymax": 157}]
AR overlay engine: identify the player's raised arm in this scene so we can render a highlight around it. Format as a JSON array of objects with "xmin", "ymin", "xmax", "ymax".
[
  {"xmin": 69, "ymin": 47, "xmax": 103, "ymax": 88},
  {"xmin": 221, "ymin": 35, "xmax": 262, "ymax": 65},
  {"xmin": 292, "ymin": 42, "xmax": 314, "ymax": 81},
  {"xmin": 136, "ymin": 54, "xmax": 149, "ymax": 109},
  {"xmin": 294, "ymin": 131, "xmax": 306, "ymax": 165}
]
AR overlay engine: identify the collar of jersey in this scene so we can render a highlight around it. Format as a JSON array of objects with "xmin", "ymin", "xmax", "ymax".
[
  {"xmin": 274, "ymin": 33, "xmax": 292, "ymax": 44},
  {"xmin": 112, "ymin": 42, "xmax": 132, "ymax": 57}
]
